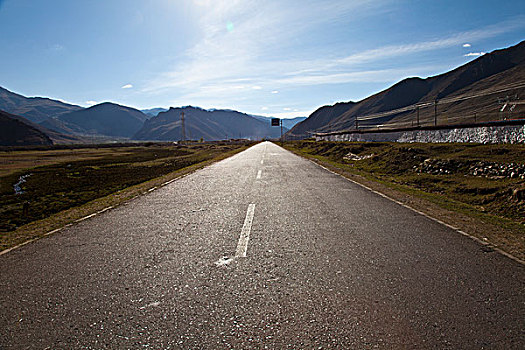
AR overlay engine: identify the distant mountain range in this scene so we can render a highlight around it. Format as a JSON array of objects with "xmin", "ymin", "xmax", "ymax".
[
  {"xmin": 135, "ymin": 106, "xmax": 283, "ymax": 141},
  {"xmin": 0, "ymin": 87, "xmax": 296, "ymax": 145},
  {"xmin": 288, "ymin": 40, "xmax": 525, "ymax": 138},
  {"xmin": 141, "ymin": 108, "xmax": 168, "ymax": 118},
  {"xmin": 3, "ymin": 40, "xmax": 523, "ymax": 146},
  {"xmin": 250, "ymin": 115, "xmax": 306, "ymax": 130},
  {"xmin": 0, "ymin": 86, "xmax": 82, "ymax": 123}
]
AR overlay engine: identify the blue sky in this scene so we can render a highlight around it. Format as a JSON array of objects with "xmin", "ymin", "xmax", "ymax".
[{"xmin": 0, "ymin": 0, "xmax": 524, "ymax": 118}]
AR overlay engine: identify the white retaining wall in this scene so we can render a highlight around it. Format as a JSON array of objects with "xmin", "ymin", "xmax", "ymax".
[{"xmin": 316, "ymin": 125, "xmax": 525, "ymax": 144}]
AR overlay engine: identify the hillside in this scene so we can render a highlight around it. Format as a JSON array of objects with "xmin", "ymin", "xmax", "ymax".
[
  {"xmin": 134, "ymin": 106, "xmax": 282, "ymax": 141},
  {"xmin": 287, "ymin": 102, "xmax": 356, "ymax": 139},
  {"xmin": 0, "ymin": 110, "xmax": 53, "ymax": 146},
  {"xmin": 250, "ymin": 115, "xmax": 306, "ymax": 130},
  {"xmin": 289, "ymin": 40, "xmax": 525, "ymax": 137},
  {"xmin": 141, "ymin": 108, "xmax": 168, "ymax": 118},
  {"xmin": 0, "ymin": 86, "xmax": 82, "ymax": 123},
  {"xmin": 50, "ymin": 102, "xmax": 149, "ymax": 138}
]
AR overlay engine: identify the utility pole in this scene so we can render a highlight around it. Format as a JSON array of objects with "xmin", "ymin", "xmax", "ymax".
[
  {"xmin": 280, "ymin": 119, "xmax": 283, "ymax": 144},
  {"xmin": 434, "ymin": 100, "xmax": 438, "ymax": 126},
  {"xmin": 181, "ymin": 111, "xmax": 186, "ymax": 143}
]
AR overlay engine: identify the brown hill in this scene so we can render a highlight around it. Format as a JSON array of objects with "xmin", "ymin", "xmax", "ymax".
[
  {"xmin": 287, "ymin": 102, "xmax": 356, "ymax": 139},
  {"xmin": 0, "ymin": 110, "xmax": 53, "ymax": 146},
  {"xmin": 51, "ymin": 102, "xmax": 149, "ymax": 138},
  {"xmin": 134, "ymin": 106, "xmax": 282, "ymax": 141},
  {"xmin": 289, "ymin": 40, "xmax": 525, "ymax": 137},
  {"xmin": 0, "ymin": 86, "xmax": 82, "ymax": 123}
]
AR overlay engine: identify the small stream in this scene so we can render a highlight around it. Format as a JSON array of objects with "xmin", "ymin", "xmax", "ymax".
[{"xmin": 14, "ymin": 174, "xmax": 31, "ymax": 195}]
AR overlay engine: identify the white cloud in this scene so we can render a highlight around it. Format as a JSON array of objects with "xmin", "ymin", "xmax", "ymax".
[
  {"xmin": 85, "ymin": 100, "xmax": 98, "ymax": 106},
  {"xmin": 464, "ymin": 52, "xmax": 485, "ymax": 57},
  {"xmin": 121, "ymin": 84, "xmax": 133, "ymax": 89},
  {"xmin": 56, "ymin": 98, "xmax": 77, "ymax": 105},
  {"xmin": 463, "ymin": 43, "xmax": 471, "ymax": 48},
  {"xmin": 144, "ymin": 0, "xmax": 382, "ymax": 93},
  {"xmin": 144, "ymin": 3, "xmax": 524, "ymax": 111},
  {"xmin": 50, "ymin": 44, "xmax": 65, "ymax": 52},
  {"xmin": 283, "ymin": 107, "xmax": 292, "ymax": 111},
  {"xmin": 261, "ymin": 106, "xmax": 268, "ymax": 110},
  {"xmin": 337, "ymin": 24, "xmax": 517, "ymax": 66}
]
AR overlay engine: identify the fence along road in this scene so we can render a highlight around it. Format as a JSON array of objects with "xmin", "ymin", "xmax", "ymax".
[{"xmin": 1, "ymin": 141, "xmax": 523, "ymax": 348}]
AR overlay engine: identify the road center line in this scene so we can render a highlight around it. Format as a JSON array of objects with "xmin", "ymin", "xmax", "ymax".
[
  {"xmin": 256, "ymin": 170, "xmax": 262, "ymax": 179},
  {"xmin": 235, "ymin": 204, "xmax": 256, "ymax": 257}
]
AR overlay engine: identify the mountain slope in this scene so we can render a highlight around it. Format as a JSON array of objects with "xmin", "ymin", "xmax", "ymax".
[
  {"xmin": 0, "ymin": 110, "xmax": 53, "ymax": 146},
  {"xmin": 134, "ymin": 106, "xmax": 282, "ymax": 141},
  {"xmin": 281, "ymin": 117, "xmax": 307, "ymax": 130},
  {"xmin": 141, "ymin": 108, "xmax": 168, "ymax": 118},
  {"xmin": 250, "ymin": 115, "xmax": 306, "ymax": 130},
  {"xmin": 51, "ymin": 102, "xmax": 149, "ymax": 138},
  {"xmin": 290, "ymin": 40, "xmax": 525, "ymax": 137},
  {"xmin": 0, "ymin": 86, "xmax": 83, "ymax": 123},
  {"xmin": 287, "ymin": 101, "xmax": 356, "ymax": 139}
]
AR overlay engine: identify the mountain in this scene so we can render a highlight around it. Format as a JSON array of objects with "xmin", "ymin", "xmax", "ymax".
[
  {"xmin": 134, "ymin": 106, "xmax": 283, "ymax": 141},
  {"xmin": 289, "ymin": 40, "xmax": 525, "ymax": 138},
  {"xmin": 47, "ymin": 102, "xmax": 149, "ymax": 138},
  {"xmin": 282, "ymin": 117, "xmax": 307, "ymax": 130},
  {"xmin": 250, "ymin": 115, "xmax": 306, "ymax": 130},
  {"xmin": 0, "ymin": 86, "xmax": 82, "ymax": 123},
  {"xmin": 0, "ymin": 109, "xmax": 53, "ymax": 146},
  {"xmin": 141, "ymin": 108, "xmax": 168, "ymax": 118},
  {"xmin": 287, "ymin": 102, "xmax": 356, "ymax": 139}
]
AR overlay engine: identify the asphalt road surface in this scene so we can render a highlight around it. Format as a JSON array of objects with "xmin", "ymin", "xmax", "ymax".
[{"xmin": 1, "ymin": 141, "xmax": 523, "ymax": 349}]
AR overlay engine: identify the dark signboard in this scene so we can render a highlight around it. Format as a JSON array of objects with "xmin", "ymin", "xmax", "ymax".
[{"xmin": 271, "ymin": 118, "xmax": 280, "ymax": 126}]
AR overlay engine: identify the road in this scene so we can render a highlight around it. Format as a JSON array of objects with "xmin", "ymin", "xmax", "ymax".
[{"xmin": 1, "ymin": 141, "xmax": 523, "ymax": 349}]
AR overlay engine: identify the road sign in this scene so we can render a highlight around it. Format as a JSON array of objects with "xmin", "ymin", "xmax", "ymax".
[{"xmin": 271, "ymin": 118, "xmax": 280, "ymax": 126}]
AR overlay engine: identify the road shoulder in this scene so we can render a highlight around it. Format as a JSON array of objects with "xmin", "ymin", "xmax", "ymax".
[{"xmin": 285, "ymin": 146, "xmax": 525, "ymax": 264}]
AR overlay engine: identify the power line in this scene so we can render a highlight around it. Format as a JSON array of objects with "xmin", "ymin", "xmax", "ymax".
[{"xmin": 356, "ymin": 81, "xmax": 525, "ymax": 122}]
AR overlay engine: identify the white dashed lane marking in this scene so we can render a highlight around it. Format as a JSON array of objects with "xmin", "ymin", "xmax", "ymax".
[{"xmin": 235, "ymin": 204, "xmax": 256, "ymax": 258}]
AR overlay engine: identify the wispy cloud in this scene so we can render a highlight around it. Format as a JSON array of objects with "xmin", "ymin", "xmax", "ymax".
[
  {"xmin": 46, "ymin": 43, "xmax": 66, "ymax": 54},
  {"xmin": 337, "ymin": 22, "xmax": 520, "ymax": 66},
  {"xmin": 85, "ymin": 100, "xmax": 98, "ymax": 106},
  {"xmin": 463, "ymin": 43, "xmax": 471, "ymax": 48},
  {"xmin": 121, "ymin": 84, "xmax": 133, "ymax": 89},
  {"xmin": 144, "ymin": 0, "xmax": 383, "ymax": 93},
  {"xmin": 144, "ymin": 1, "xmax": 524, "ymax": 110},
  {"xmin": 464, "ymin": 52, "xmax": 486, "ymax": 57}
]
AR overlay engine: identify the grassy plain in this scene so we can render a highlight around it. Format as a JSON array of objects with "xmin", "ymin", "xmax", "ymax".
[
  {"xmin": 284, "ymin": 140, "xmax": 525, "ymax": 261},
  {"xmin": 0, "ymin": 142, "xmax": 253, "ymax": 251}
]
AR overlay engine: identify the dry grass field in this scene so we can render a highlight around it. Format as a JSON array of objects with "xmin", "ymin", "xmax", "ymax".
[{"xmin": 0, "ymin": 142, "xmax": 253, "ymax": 251}]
